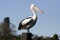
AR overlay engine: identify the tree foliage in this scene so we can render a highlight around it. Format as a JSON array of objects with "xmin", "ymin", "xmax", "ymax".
[{"xmin": 52, "ymin": 34, "xmax": 59, "ymax": 40}]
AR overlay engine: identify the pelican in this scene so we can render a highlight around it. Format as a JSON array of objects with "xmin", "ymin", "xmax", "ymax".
[{"xmin": 18, "ymin": 4, "xmax": 44, "ymax": 32}]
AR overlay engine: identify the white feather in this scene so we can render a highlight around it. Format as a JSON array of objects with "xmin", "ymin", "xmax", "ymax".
[{"xmin": 21, "ymin": 18, "xmax": 31, "ymax": 25}]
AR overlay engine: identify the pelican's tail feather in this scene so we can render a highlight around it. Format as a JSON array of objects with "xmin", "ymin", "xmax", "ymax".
[
  {"xmin": 18, "ymin": 27, "xmax": 21, "ymax": 30},
  {"xmin": 18, "ymin": 24, "xmax": 22, "ymax": 30}
]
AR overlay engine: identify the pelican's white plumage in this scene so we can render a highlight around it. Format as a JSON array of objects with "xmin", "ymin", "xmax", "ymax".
[
  {"xmin": 18, "ymin": 4, "xmax": 44, "ymax": 32},
  {"xmin": 21, "ymin": 18, "xmax": 32, "ymax": 25}
]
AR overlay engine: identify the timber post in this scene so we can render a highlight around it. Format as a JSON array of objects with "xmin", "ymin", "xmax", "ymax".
[{"xmin": 21, "ymin": 33, "xmax": 32, "ymax": 40}]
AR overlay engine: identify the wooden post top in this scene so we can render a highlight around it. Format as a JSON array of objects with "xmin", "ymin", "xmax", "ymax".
[{"xmin": 21, "ymin": 33, "xmax": 32, "ymax": 40}]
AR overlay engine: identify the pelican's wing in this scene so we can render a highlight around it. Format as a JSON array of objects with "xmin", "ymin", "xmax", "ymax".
[{"xmin": 20, "ymin": 17, "xmax": 32, "ymax": 26}]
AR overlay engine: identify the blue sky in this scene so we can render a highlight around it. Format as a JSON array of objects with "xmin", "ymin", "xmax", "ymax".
[{"xmin": 0, "ymin": 0, "xmax": 60, "ymax": 37}]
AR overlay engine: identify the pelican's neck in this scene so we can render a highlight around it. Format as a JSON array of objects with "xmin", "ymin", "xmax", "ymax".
[{"xmin": 31, "ymin": 9, "xmax": 37, "ymax": 20}]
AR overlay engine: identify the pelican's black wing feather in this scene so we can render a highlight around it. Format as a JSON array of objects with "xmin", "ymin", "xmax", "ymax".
[{"xmin": 18, "ymin": 17, "xmax": 33, "ymax": 30}]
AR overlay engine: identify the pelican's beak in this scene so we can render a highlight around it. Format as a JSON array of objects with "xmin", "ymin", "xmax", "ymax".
[{"xmin": 34, "ymin": 6, "xmax": 44, "ymax": 14}]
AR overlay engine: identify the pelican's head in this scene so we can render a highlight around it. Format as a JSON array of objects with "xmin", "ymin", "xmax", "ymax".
[{"xmin": 30, "ymin": 4, "xmax": 44, "ymax": 14}]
